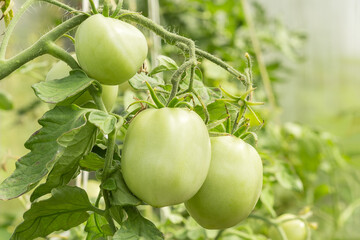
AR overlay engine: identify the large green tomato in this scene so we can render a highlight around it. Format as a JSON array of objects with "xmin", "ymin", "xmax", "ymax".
[
  {"xmin": 185, "ymin": 136, "xmax": 263, "ymax": 229},
  {"xmin": 121, "ymin": 108, "xmax": 211, "ymax": 207},
  {"xmin": 75, "ymin": 14, "xmax": 148, "ymax": 85},
  {"xmin": 269, "ymin": 214, "xmax": 307, "ymax": 240},
  {"xmin": 46, "ymin": 59, "xmax": 118, "ymax": 112}
]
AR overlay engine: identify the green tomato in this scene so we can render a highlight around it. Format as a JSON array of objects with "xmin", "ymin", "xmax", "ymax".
[
  {"xmin": 269, "ymin": 214, "xmax": 307, "ymax": 240},
  {"xmin": 122, "ymin": 108, "xmax": 211, "ymax": 207},
  {"xmin": 46, "ymin": 59, "xmax": 118, "ymax": 112},
  {"xmin": 75, "ymin": 14, "xmax": 148, "ymax": 85},
  {"xmin": 185, "ymin": 136, "xmax": 263, "ymax": 229}
]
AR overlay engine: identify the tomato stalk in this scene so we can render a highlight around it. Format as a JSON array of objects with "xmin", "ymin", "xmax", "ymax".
[
  {"xmin": 111, "ymin": 0, "xmax": 123, "ymax": 18},
  {"xmin": 88, "ymin": 0, "xmax": 98, "ymax": 14},
  {"xmin": 89, "ymin": 84, "xmax": 108, "ymax": 112},
  {"xmin": 0, "ymin": 13, "xmax": 87, "ymax": 80},
  {"xmin": 101, "ymin": 129, "xmax": 117, "ymax": 234}
]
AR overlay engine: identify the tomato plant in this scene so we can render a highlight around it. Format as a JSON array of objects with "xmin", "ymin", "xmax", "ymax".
[
  {"xmin": 122, "ymin": 107, "xmax": 211, "ymax": 207},
  {"xmin": 46, "ymin": 58, "xmax": 118, "ymax": 111},
  {"xmin": 0, "ymin": 1, "xmax": 271, "ymax": 239},
  {"xmin": 185, "ymin": 136, "xmax": 263, "ymax": 229},
  {"xmin": 269, "ymin": 214, "xmax": 308, "ymax": 240},
  {"xmin": 75, "ymin": 14, "xmax": 148, "ymax": 85}
]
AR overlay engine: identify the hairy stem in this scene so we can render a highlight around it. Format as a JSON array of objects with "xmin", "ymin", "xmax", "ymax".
[
  {"xmin": 0, "ymin": 14, "xmax": 87, "ymax": 80},
  {"xmin": 118, "ymin": 9, "xmax": 197, "ymax": 100},
  {"xmin": 177, "ymin": 43, "xmax": 247, "ymax": 83},
  {"xmin": 89, "ymin": 85, "xmax": 107, "ymax": 112},
  {"xmin": 89, "ymin": 0, "xmax": 98, "ymax": 14},
  {"xmin": 0, "ymin": 0, "xmax": 35, "ymax": 59},
  {"xmin": 40, "ymin": 0, "xmax": 77, "ymax": 13},
  {"xmin": 46, "ymin": 42, "xmax": 79, "ymax": 69},
  {"xmin": 102, "ymin": 130, "xmax": 117, "ymax": 233},
  {"xmin": 167, "ymin": 60, "xmax": 194, "ymax": 105}
]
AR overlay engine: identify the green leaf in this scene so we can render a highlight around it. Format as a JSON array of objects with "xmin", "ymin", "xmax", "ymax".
[
  {"xmin": 0, "ymin": 90, "xmax": 13, "ymax": 110},
  {"xmin": 0, "ymin": 106, "xmax": 91, "ymax": 200},
  {"xmin": 11, "ymin": 186, "xmax": 93, "ymax": 240},
  {"xmin": 110, "ymin": 206, "xmax": 125, "ymax": 224},
  {"xmin": 129, "ymin": 73, "xmax": 165, "ymax": 90},
  {"xmin": 85, "ymin": 213, "xmax": 110, "ymax": 240},
  {"xmin": 109, "ymin": 169, "xmax": 141, "ymax": 207},
  {"xmin": 113, "ymin": 207, "xmax": 163, "ymax": 240},
  {"xmin": 149, "ymin": 55, "xmax": 178, "ymax": 76},
  {"xmin": 275, "ymin": 163, "xmax": 303, "ymax": 192},
  {"xmin": 88, "ymin": 110, "xmax": 117, "ymax": 135},
  {"xmin": 30, "ymin": 120, "xmax": 97, "ymax": 202},
  {"xmin": 80, "ymin": 152, "xmax": 105, "ymax": 171},
  {"xmin": 32, "ymin": 70, "xmax": 94, "ymax": 104},
  {"xmin": 260, "ymin": 185, "xmax": 276, "ymax": 217}
]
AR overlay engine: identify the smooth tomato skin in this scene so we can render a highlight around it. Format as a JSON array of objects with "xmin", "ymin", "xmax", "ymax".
[
  {"xmin": 46, "ymin": 59, "xmax": 118, "ymax": 112},
  {"xmin": 75, "ymin": 14, "xmax": 148, "ymax": 85},
  {"xmin": 121, "ymin": 108, "xmax": 211, "ymax": 208},
  {"xmin": 269, "ymin": 214, "xmax": 307, "ymax": 240},
  {"xmin": 185, "ymin": 136, "xmax": 263, "ymax": 229}
]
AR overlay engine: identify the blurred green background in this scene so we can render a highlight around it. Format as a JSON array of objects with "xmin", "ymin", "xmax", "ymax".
[{"xmin": 0, "ymin": 0, "xmax": 359, "ymax": 239}]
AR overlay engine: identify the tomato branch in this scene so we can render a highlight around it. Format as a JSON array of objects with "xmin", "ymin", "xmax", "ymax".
[
  {"xmin": 0, "ymin": 14, "xmax": 87, "ymax": 80},
  {"xmin": 102, "ymin": 129, "xmax": 117, "ymax": 234},
  {"xmin": 118, "ymin": 9, "xmax": 198, "ymax": 102}
]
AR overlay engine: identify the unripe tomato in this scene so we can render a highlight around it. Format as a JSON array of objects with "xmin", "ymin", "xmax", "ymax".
[
  {"xmin": 46, "ymin": 58, "xmax": 118, "ymax": 112},
  {"xmin": 269, "ymin": 214, "xmax": 307, "ymax": 240},
  {"xmin": 121, "ymin": 108, "xmax": 211, "ymax": 207},
  {"xmin": 185, "ymin": 136, "xmax": 263, "ymax": 229},
  {"xmin": 75, "ymin": 14, "xmax": 148, "ymax": 85}
]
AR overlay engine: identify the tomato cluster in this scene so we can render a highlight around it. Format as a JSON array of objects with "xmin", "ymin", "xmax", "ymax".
[{"xmin": 48, "ymin": 14, "xmax": 263, "ymax": 230}]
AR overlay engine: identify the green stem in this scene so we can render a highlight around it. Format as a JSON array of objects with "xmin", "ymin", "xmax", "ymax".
[
  {"xmin": 40, "ymin": 0, "xmax": 77, "ymax": 13},
  {"xmin": 118, "ymin": 9, "xmax": 197, "ymax": 99},
  {"xmin": 89, "ymin": 0, "xmax": 98, "ymax": 14},
  {"xmin": 177, "ymin": 43, "xmax": 247, "ymax": 83},
  {"xmin": 103, "ymin": 191, "xmax": 117, "ymax": 233},
  {"xmin": 46, "ymin": 42, "xmax": 79, "ymax": 69},
  {"xmin": 102, "ymin": 130, "xmax": 117, "ymax": 234},
  {"xmin": 103, "ymin": 0, "xmax": 110, "ymax": 17},
  {"xmin": 192, "ymin": 90, "xmax": 209, "ymax": 124},
  {"xmin": 103, "ymin": 130, "xmax": 116, "ymax": 181},
  {"xmin": 0, "ymin": 0, "xmax": 35, "ymax": 59},
  {"xmin": 0, "ymin": 14, "xmax": 88, "ymax": 80},
  {"xmin": 89, "ymin": 85, "xmax": 107, "ymax": 112},
  {"xmin": 167, "ymin": 60, "xmax": 194, "ymax": 105},
  {"xmin": 111, "ymin": 0, "xmax": 123, "ymax": 18},
  {"xmin": 91, "ymin": 205, "xmax": 106, "ymax": 216}
]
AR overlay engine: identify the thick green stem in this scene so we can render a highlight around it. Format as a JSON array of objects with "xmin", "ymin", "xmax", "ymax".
[
  {"xmin": 89, "ymin": 0, "xmax": 98, "ymax": 14},
  {"xmin": 103, "ymin": 130, "xmax": 116, "ymax": 182},
  {"xmin": 103, "ymin": 190, "xmax": 117, "ymax": 234},
  {"xmin": 89, "ymin": 85, "xmax": 107, "ymax": 112},
  {"xmin": 103, "ymin": 0, "xmax": 110, "ymax": 17},
  {"xmin": 46, "ymin": 42, "xmax": 79, "ymax": 69},
  {"xmin": 101, "ymin": 130, "xmax": 117, "ymax": 234},
  {"xmin": 0, "ymin": 14, "xmax": 88, "ymax": 80}
]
